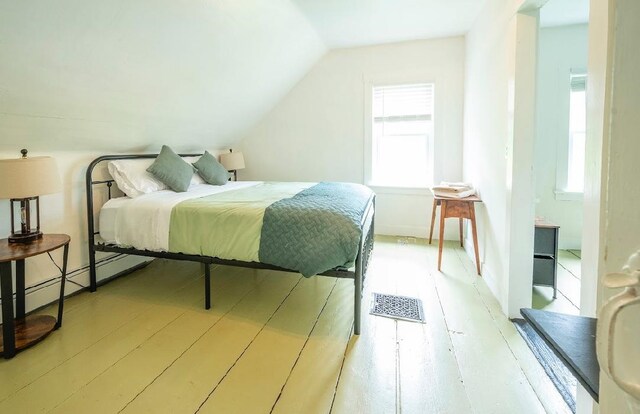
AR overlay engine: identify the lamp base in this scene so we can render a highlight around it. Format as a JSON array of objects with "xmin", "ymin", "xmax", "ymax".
[{"xmin": 9, "ymin": 230, "xmax": 43, "ymax": 244}]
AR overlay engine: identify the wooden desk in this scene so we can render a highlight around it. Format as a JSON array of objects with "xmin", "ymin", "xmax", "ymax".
[
  {"xmin": 0, "ymin": 234, "xmax": 70, "ymax": 358},
  {"xmin": 428, "ymin": 195, "xmax": 482, "ymax": 275},
  {"xmin": 521, "ymin": 308, "xmax": 599, "ymax": 402}
]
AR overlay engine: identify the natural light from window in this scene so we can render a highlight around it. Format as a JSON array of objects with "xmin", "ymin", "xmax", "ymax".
[
  {"xmin": 567, "ymin": 74, "xmax": 586, "ymax": 193},
  {"xmin": 371, "ymin": 83, "xmax": 434, "ymax": 188}
]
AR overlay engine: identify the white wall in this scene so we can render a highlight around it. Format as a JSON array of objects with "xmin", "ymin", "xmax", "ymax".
[
  {"xmin": 534, "ymin": 24, "xmax": 588, "ymax": 249},
  {"xmin": 0, "ymin": 0, "xmax": 326, "ymax": 312},
  {"xmin": 0, "ymin": 0, "xmax": 325, "ymax": 152},
  {"xmin": 506, "ymin": 9, "xmax": 539, "ymax": 322},
  {"xmin": 239, "ymin": 37, "xmax": 466, "ymax": 238},
  {"xmin": 463, "ymin": 0, "xmax": 530, "ymax": 316}
]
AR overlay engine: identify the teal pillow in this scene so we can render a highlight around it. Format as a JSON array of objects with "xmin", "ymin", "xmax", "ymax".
[
  {"xmin": 146, "ymin": 145, "xmax": 196, "ymax": 192},
  {"xmin": 193, "ymin": 151, "xmax": 230, "ymax": 185}
]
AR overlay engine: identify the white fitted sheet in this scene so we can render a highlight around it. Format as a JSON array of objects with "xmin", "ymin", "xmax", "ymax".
[
  {"xmin": 98, "ymin": 197, "xmax": 131, "ymax": 243},
  {"xmin": 99, "ymin": 182, "xmax": 261, "ymax": 251}
]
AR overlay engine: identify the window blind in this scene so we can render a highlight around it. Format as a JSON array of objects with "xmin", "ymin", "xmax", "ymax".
[{"xmin": 373, "ymin": 84, "xmax": 434, "ymax": 123}]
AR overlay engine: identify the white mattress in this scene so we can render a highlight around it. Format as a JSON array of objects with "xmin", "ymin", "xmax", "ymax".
[
  {"xmin": 99, "ymin": 181, "xmax": 260, "ymax": 250},
  {"xmin": 99, "ymin": 197, "xmax": 130, "ymax": 243}
]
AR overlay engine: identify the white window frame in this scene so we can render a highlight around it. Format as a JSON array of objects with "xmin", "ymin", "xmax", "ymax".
[
  {"xmin": 364, "ymin": 76, "xmax": 437, "ymax": 193},
  {"xmin": 555, "ymin": 69, "xmax": 586, "ymax": 201}
]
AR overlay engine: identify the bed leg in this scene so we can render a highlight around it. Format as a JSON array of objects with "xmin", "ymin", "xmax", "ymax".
[
  {"xmin": 204, "ymin": 263, "xmax": 211, "ymax": 310},
  {"xmin": 89, "ymin": 247, "xmax": 97, "ymax": 292},
  {"xmin": 354, "ymin": 250, "xmax": 363, "ymax": 336}
]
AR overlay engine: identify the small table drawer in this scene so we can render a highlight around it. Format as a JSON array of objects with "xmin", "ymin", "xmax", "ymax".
[
  {"xmin": 534, "ymin": 227, "xmax": 557, "ymax": 256},
  {"xmin": 533, "ymin": 257, "xmax": 556, "ymax": 287}
]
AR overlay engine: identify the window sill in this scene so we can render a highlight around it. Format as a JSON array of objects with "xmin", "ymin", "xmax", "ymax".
[
  {"xmin": 554, "ymin": 190, "xmax": 583, "ymax": 201},
  {"xmin": 367, "ymin": 184, "xmax": 432, "ymax": 196}
]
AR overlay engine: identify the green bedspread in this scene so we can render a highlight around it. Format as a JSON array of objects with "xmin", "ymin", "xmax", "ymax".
[{"xmin": 169, "ymin": 182, "xmax": 374, "ymax": 276}]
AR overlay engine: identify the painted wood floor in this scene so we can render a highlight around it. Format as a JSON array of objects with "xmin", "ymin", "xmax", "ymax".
[{"xmin": 0, "ymin": 237, "xmax": 569, "ymax": 413}]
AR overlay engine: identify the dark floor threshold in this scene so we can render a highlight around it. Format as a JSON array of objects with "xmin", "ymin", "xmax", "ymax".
[{"xmin": 513, "ymin": 318, "xmax": 577, "ymax": 413}]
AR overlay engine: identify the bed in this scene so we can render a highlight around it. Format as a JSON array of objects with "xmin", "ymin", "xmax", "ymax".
[{"xmin": 86, "ymin": 154, "xmax": 375, "ymax": 335}]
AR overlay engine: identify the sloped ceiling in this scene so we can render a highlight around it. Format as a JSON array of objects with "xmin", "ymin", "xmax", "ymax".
[
  {"xmin": 292, "ymin": 0, "xmax": 486, "ymax": 48},
  {"xmin": 0, "ymin": 0, "xmax": 325, "ymax": 152}
]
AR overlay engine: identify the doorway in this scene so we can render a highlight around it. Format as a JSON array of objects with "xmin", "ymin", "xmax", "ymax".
[
  {"xmin": 509, "ymin": 0, "xmax": 595, "ymax": 412},
  {"xmin": 531, "ymin": 0, "xmax": 589, "ymax": 316},
  {"xmin": 511, "ymin": 0, "xmax": 638, "ymax": 412}
]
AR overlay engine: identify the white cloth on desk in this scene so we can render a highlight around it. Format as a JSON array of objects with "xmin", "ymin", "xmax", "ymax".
[{"xmin": 431, "ymin": 181, "xmax": 476, "ymax": 199}]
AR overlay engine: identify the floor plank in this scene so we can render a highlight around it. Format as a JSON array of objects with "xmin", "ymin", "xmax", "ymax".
[
  {"xmin": 1, "ymin": 312, "xmax": 185, "ymax": 412},
  {"xmin": 558, "ymin": 250, "xmax": 582, "ymax": 278},
  {"xmin": 567, "ymin": 249, "xmax": 581, "ymax": 259},
  {"xmin": 431, "ymin": 241, "xmax": 545, "ymax": 413},
  {"xmin": 271, "ymin": 278, "xmax": 353, "ymax": 414},
  {"xmin": 0, "ymin": 260, "xmax": 201, "ymax": 403},
  {"xmin": 49, "ymin": 266, "xmax": 268, "ymax": 414},
  {"xmin": 0, "ymin": 237, "xmax": 572, "ymax": 414},
  {"xmin": 120, "ymin": 270, "xmax": 301, "ymax": 414},
  {"xmin": 330, "ymin": 239, "xmax": 399, "ymax": 414},
  {"xmin": 532, "ymin": 287, "xmax": 579, "ymax": 315},
  {"xmin": 556, "ymin": 266, "xmax": 581, "ymax": 309},
  {"xmin": 453, "ymin": 247, "xmax": 572, "ymax": 414},
  {"xmin": 396, "ymin": 240, "xmax": 472, "ymax": 414},
  {"xmin": 196, "ymin": 276, "xmax": 336, "ymax": 413}
]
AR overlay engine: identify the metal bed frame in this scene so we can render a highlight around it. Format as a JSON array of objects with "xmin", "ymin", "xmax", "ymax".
[{"xmin": 86, "ymin": 154, "xmax": 375, "ymax": 334}]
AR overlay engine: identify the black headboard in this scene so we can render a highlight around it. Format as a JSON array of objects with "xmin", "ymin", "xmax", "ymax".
[{"xmin": 85, "ymin": 153, "xmax": 201, "ymax": 291}]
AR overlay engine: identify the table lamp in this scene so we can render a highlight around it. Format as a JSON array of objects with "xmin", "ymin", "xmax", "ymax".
[
  {"xmin": 0, "ymin": 149, "xmax": 62, "ymax": 243},
  {"xmin": 219, "ymin": 149, "xmax": 245, "ymax": 181}
]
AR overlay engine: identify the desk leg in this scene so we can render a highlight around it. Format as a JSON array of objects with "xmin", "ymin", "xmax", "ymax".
[
  {"xmin": 459, "ymin": 219, "xmax": 464, "ymax": 248},
  {"xmin": 437, "ymin": 201, "xmax": 447, "ymax": 271},
  {"xmin": 16, "ymin": 260, "xmax": 25, "ymax": 319},
  {"xmin": 470, "ymin": 205, "xmax": 481, "ymax": 276},
  {"xmin": 56, "ymin": 244, "xmax": 69, "ymax": 329},
  {"xmin": 1, "ymin": 262, "xmax": 15, "ymax": 358},
  {"xmin": 553, "ymin": 227, "xmax": 559, "ymax": 299},
  {"xmin": 428, "ymin": 199, "xmax": 438, "ymax": 244}
]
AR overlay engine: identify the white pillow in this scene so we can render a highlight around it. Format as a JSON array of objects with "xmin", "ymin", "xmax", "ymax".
[
  {"xmin": 182, "ymin": 156, "xmax": 206, "ymax": 185},
  {"xmin": 108, "ymin": 156, "xmax": 203, "ymax": 197},
  {"xmin": 108, "ymin": 159, "xmax": 167, "ymax": 197}
]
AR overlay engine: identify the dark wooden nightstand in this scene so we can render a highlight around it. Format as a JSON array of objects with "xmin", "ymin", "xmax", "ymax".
[
  {"xmin": 534, "ymin": 218, "xmax": 559, "ymax": 298},
  {"xmin": 0, "ymin": 234, "xmax": 70, "ymax": 359}
]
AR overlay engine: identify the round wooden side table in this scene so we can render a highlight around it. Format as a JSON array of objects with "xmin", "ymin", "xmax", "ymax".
[{"xmin": 0, "ymin": 234, "xmax": 70, "ymax": 359}]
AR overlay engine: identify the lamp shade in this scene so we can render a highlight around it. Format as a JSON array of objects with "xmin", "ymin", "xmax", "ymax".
[
  {"xmin": 219, "ymin": 152, "xmax": 245, "ymax": 171},
  {"xmin": 0, "ymin": 155, "xmax": 62, "ymax": 199}
]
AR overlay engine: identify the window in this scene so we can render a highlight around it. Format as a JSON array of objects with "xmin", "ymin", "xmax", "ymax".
[
  {"xmin": 566, "ymin": 73, "xmax": 586, "ymax": 193},
  {"xmin": 369, "ymin": 83, "xmax": 434, "ymax": 188}
]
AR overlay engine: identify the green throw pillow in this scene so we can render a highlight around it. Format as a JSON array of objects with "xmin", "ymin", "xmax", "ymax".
[
  {"xmin": 192, "ymin": 151, "xmax": 230, "ymax": 185},
  {"xmin": 146, "ymin": 145, "xmax": 196, "ymax": 192}
]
